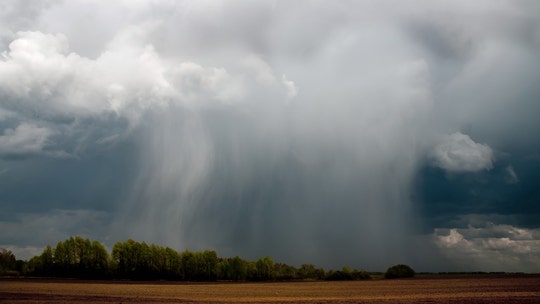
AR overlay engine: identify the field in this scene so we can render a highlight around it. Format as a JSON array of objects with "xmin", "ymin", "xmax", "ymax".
[{"xmin": 1, "ymin": 275, "xmax": 539, "ymax": 303}]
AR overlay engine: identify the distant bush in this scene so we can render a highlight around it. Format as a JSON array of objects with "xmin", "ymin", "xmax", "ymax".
[
  {"xmin": 351, "ymin": 269, "xmax": 371, "ymax": 280},
  {"xmin": 384, "ymin": 264, "xmax": 415, "ymax": 279},
  {"xmin": 325, "ymin": 268, "xmax": 371, "ymax": 281},
  {"xmin": 326, "ymin": 270, "xmax": 353, "ymax": 281}
]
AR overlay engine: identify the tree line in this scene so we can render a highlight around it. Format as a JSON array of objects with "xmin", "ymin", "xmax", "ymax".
[{"xmin": 1, "ymin": 236, "xmax": 412, "ymax": 281}]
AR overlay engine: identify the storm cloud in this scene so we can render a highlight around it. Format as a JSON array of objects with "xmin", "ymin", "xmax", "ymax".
[{"xmin": 1, "ymin": 0, "xmax": 539, "ymax": 272}]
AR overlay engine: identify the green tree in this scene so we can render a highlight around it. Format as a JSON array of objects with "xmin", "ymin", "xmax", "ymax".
[
  {"xmin": 255, "ymin": 256, "xmax": 275, "ymax": 280},
  {"xmin": 92, "ymin": 241, "xmax": 109, "ymax": 268},
  {"xmin": 77, "ymin": 237, "xmax": 92, "ymax": 271},
  {"xmin": 88, "ymin": 241, "xmax": 110, "ymax": 277},
  {"xmin": 0, "ymin": 248, "xmax": 17, "ymax": 274},
  {"xmin": 246, "ymin": 261, "xmax": 257, "ymax": 280},
  {"xmin": 325, "ymin": 269, "xmax": 353, "ymax": 281},
  {"xmin": 180, "ymin": 250, "xmax": 196, "ymax": 280},
  {"xmin": 53, "ymin": 241, "xmax": 68, "ymax": 270},
  {"xmin": 112, "ymin": 239, "xmax": 154, "ymax": 279},
  {"xmin": 111, "ymin": 241, "xmax": 123, "ymax": 275},
  {"xmin": 274, "ymin": 263, "xmax": 297, "ymax": 280},
  {"xmin": 298, "ymin": 264, "xmax": 325, "ymax": 280},
  {"xmin": 351, "ymin": 269, "xmax": 371, "ymax": 280},
  {"xmin": 201, "ymin": 250, "xmax": 218, "ymax": 280},
  {"xmin": 230, "ymin": 256, "xmax": 247, "ymax": 281},
  {"xmin": 29, "ymin": 245, "xmax": 54, "ymax": 276},
  {"xmin": 163, "ymin": 247, "xmax": 181, "ymax": 279},
  {"xmin": 44, "ymin": 236, "xmax": 110, "ymax": 278},
  {"xmin": 216, "ymin": 258, "xmax": 231, "ymax": 280}
]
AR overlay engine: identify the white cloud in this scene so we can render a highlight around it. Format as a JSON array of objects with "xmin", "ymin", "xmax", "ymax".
[
  {"xmin": 431, "ymin": 132, "xmax": 494, "ymax": 172},
  {"xmin": 0, "ymin": 123, "xmax": 54, "ymax": 156},
  {"xmin": 0, "ymin": 30, "xmax": 251, "ymax": 120},
  {"xmin": 0, "ymin": 30, "xmax": 285, "ymax": 157},
  {"xmin": 437, "ymin": 228, "xmax": 471, "ymax": 248},
  {"xmin": 434, "ymin": 224, "xmax": 540, "ymax": 272},
  {"xmin": 282, "ymin": 74, "xmax": 298, "ymax": 98}
]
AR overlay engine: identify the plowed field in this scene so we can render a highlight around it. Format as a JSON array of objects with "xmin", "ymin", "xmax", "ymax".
[{"xmin": 1, "ymin": 275, "xmax": 539, "ymax": 303}]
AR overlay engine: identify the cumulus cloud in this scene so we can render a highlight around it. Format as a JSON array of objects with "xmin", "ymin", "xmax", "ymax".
[
  {"xmin": 0, "ymin": 30, "xmax": 291, "ymax": 158},
  {"xmin": 434, "ymin": 223, "xmax": 540, "ymax": 272},
  {"xmin": 0, "ymin": 31, "xmax": 171, "ymax": 119},
  {"xmin": 431, "ymin": 132, "xmax": 494, "ymax": 173}
]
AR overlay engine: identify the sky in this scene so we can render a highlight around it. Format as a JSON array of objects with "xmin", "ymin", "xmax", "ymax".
[{"xmin": 0, "ymin": 0, "xmax": 539, "ymax": 272}]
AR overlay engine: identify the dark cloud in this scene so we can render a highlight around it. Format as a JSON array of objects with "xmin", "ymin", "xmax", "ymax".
[{"xmin": 0, "ymin": 0, "xmax": 539, "ymax": 272}]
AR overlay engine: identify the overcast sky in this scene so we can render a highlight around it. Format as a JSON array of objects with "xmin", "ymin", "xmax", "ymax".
[{"xmin": 1, "ymin": 0, "xmax": 539, "ymax": 272}]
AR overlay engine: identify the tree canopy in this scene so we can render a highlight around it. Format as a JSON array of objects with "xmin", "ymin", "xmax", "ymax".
[
  {"xmin": 384, "ymin": 264, "xmax": 416, "ymax": 279},
  {"xmin": 6, "ymin": 236, "xmax": 390, "ymax": 282}
]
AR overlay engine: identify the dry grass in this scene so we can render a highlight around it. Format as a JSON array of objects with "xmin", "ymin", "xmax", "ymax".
[{"xmin": 1, "ymin": 275, "xmax": 539, "ymax": 303}]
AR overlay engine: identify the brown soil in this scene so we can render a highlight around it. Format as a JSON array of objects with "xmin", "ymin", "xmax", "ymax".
[{"xmin": 1, "ymin": 274, "xmax": 539, "ymax": 303}]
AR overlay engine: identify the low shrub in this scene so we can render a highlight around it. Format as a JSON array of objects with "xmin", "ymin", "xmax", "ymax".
[{"xmin": 384, "ymin": 264, "xmax": 415, "ymax": 279}]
